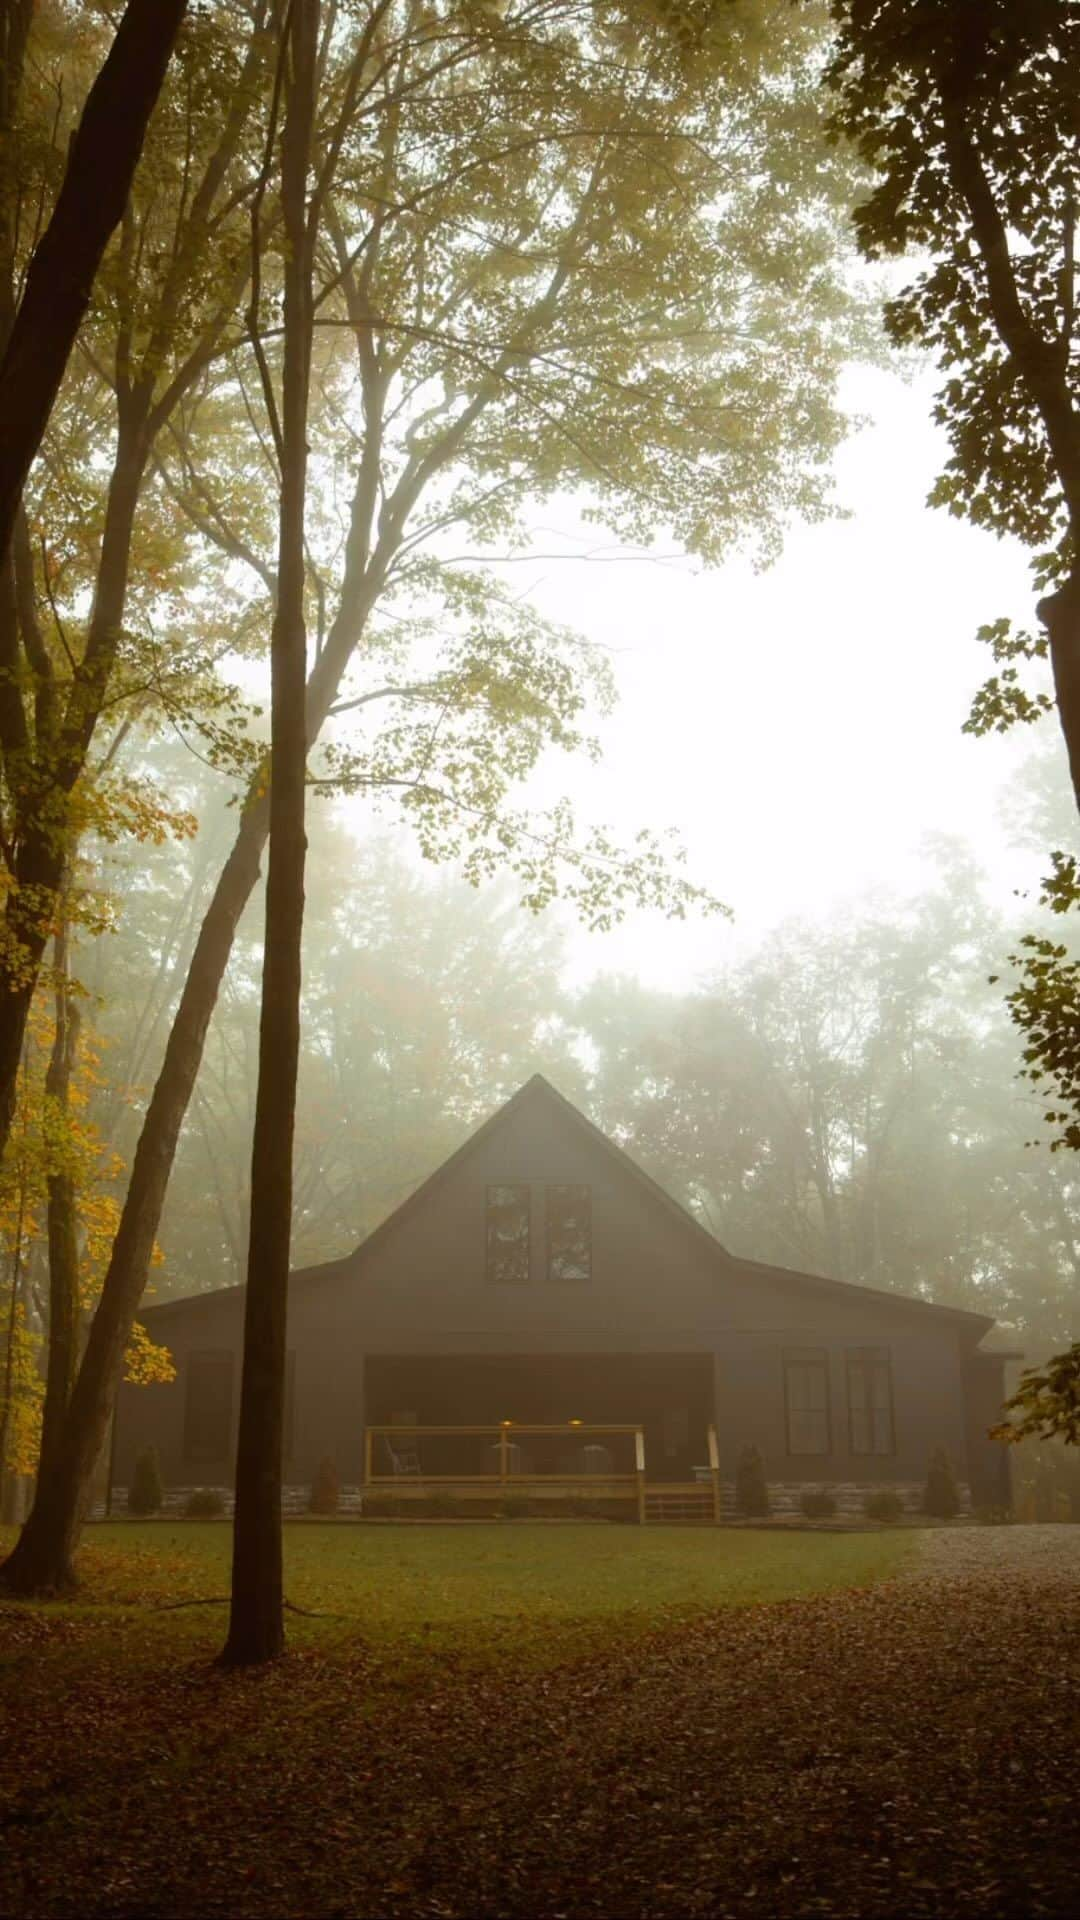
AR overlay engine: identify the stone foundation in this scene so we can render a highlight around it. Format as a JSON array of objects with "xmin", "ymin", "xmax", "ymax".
[
  {"xmin": 90, "ymin": 1476, "xmax": 973, "ymax": 1522},
  {"xmin": 91, "ymin": 1484, "xmax": 366, "ymax": 1521},
  {"xmin": 717, "ymin": 1479, "xmax": 971, "ymax": 1517}
]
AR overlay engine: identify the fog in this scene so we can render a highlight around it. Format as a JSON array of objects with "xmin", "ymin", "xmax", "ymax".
[
  {"xmin": 3, "ymin": 4, "xmax": 1080, "ymax": 1899},
  {"xmin": 486, "ymin": 363, "xmax": 1052, "ymax": 987}
]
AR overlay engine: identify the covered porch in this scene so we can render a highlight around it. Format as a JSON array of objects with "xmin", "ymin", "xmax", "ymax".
[{"xmin": 362, "ymin": 1352, "xmax": 721, "ymax": 1519}]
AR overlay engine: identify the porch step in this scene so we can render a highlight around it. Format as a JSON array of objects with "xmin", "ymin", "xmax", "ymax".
[{"xmin": 644, "ymin": 1486, "xmax": 715, "ymax": 1524}]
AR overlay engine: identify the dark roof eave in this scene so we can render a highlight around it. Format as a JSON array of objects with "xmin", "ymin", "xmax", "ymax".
[
  {"xmin": 728, "ymin": 1255, "xmax": 997, "ymax": 1337},
  {"xmin": 138, "ymin": 1257, "xmax": 353, "ymax": 1321}
]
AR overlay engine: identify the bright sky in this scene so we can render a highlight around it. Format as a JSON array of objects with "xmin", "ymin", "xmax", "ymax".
[{"xmin": 494, "ymin": 364, "xmax": 1059, "ymax": 988}]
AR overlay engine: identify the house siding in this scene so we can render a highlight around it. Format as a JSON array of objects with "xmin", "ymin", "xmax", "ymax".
[{"xmin": 712, "ymin": 1324, "xmax": 971, "ymax": 1489}]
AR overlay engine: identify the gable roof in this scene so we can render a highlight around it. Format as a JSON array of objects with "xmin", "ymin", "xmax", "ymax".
[{"xmin": 142, "ymin": 1072, "xmax": 996, "ymax": 1339}]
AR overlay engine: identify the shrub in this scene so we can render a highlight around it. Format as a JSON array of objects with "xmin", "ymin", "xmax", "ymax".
[
  {"xmin": 735, "ymin": 1444, "xmax": 769, "ymax": 1517},
  {"xmin": 183, "ymin": 1487, "xmax": 225, "ymax": 1518},
  {"xmin": 571, "ymin": 1496, "xmax": 610, "ymax": 1521},
  {"xmin": 799, "ymin": 1487, "xmax": 837, "ymax": 1519},
  {"xmin": 922, "ymin": 1448, "xmax": 960, "ymax": 1519},
  {"xmin": 127, "ymin": 1446, "xmax": 163, "ymax": 1517},
  {"xmin": 362, "ymin": 1494, "xmax": 402, "ymax": 1519},
  {"xmin": 864, "ymin": 1489, "xmax": 904, "ymax": 1523},
  {"xmin": 308, "ymin": 1455, "xmax": 340, "ymax": 1516},
  {"xmin": 560, "ymin": 1493, "xmax": 614, "ymax": 1522},
  {"xmin": 498, "ymin": 1494, "xmax": 531, "ymax": 1519},
  {"xmin": 427, "ymin": 1492, "xmax": 461, "ymax": 1518}
]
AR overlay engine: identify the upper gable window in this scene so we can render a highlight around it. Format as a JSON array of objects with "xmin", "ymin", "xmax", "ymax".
[
  {"xmin": 846, "ymin": 1347, "xmax": 894, "ymax": 1456},
  {"xmin": 784, "ymin": 1348, "xmax": 830, "ymax": 1456},
  {"xmin": 546, "ymin": 1184, "xmax": 592, "ymax": 1282},
  {"xmin": 486, "ymin": 1184, "xmax": 531, "ymax": 1284}
]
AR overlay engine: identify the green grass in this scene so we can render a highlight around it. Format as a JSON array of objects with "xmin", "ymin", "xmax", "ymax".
[{"xmin": 1, "ymin": 1520, "xmax": 912, "ymax": 1672}]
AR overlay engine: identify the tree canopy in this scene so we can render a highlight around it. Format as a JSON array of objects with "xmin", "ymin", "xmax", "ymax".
[{"xmin": 825, "ymin": 0, "xmax": 1080, "ymax": 1445}]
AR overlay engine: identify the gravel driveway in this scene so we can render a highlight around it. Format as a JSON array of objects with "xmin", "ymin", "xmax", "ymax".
[{"xmin": 910, "ymin": 1521, "xmax": 1080, "ymax": 1585}]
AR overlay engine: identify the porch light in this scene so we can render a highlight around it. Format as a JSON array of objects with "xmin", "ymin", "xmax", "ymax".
[
  {"xmin": 569, "ymin": 1418, "xmax": 582, "ymax": 1426},
  {"xmin": 501, "ymin": 1419, "xmax": 513, "ymax": 1427}
]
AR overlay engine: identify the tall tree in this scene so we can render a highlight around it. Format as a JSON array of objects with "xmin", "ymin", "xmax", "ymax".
[
  {"xmin": 0, "ymin": 1, "xmax": 272, "ymax": 1172},
  {"xmin": 222, "ymin": 0, "xmax": 319, "ymax": 1668},
  {"xmin": 825, "ymin": 0, "xmax": 1080, "ymax": 1439},
  {"xmin": 3, "ymin": 0, "xmax": 866, "ymax": 1593}
]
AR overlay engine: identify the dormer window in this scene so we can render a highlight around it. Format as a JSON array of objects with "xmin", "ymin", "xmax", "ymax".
[
  {"xmin": 547, "ymin": 1184, "xmax": 591, "ymax": 1282},
  {"xmin": 486, "ymin": 1184, "xmax": 531, "ymax": 1283}
]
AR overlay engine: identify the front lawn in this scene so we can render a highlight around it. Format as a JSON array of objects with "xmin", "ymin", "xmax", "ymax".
[{"xmin": 1, "ymin": 1518, "xmax": 911, "ymax": 1661}]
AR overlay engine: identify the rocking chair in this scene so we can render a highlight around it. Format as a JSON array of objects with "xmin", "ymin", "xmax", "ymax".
[{"xmin": 382, "ymin": 1435, "xmax": 422, "ymax": 1477}]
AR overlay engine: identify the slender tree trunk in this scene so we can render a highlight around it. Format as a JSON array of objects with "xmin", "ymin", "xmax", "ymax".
[
  {"xmin": 0, "ymin": 425, "xmax": 147, "ymax": 1169},
  {"xmin": 0, "ymin": 804, "xmax": 267, "ymax": 1590},
  {"xmin": 221, "ymin": 0, "xmax": 318, "ymax": 1667},
  {"xmin": 0, "ymin": 0, "xmax": 187, "ymax": 563},
  {"xmin": 36, "ymin": 919, "xmax": 81, "ymax": 1505},
  {"xmin": 0, "ymin": 1150, "xmax": 28, "ymax": 1525},
  {"xmin": 1039, "ymin": 568, "xmax": 1080, "ymax": 814}
]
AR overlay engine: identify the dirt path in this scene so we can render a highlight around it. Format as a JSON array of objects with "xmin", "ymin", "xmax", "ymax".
[{"xmin": 3, "ymin": 1528, "xmax": 1079, "ymax": 1919}]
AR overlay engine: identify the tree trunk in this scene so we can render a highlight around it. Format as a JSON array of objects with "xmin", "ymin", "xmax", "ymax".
[
  {"xmin": 36, "ymin": 920, "xmax": 82, "ymax": 1499},
  {"xmin": 0, "ymin": 1149, "xmax": 29, "ymax": 1525},
  {"xmin": 0, "ymin": 0, "xmax": 187, "ymax": 563},
  {"xmin": 0, "ymin": 423, "xmax": 147, "ymax": 1167},
  {"xmin": 0, "ymin": 802, "xmax": 268, "ymax": 1592},
  {"xmin": 220, "ymin": 0, "xmax": 318, "ymax": 1668},
  {"xmin": 1038, "ymin": 570, "xmax": 1080, "ymax": 814}
]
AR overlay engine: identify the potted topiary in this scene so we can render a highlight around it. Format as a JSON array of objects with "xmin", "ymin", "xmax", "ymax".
[
  {"xmin": 127, "ymin": 1445, "xmax": 164, "ymax": 1517},
  {"xmin": 308, "ymin": 1455, "xmax": 340, "ymax": 1516},
  {"xmin": 922, "ymin": 1447, "xmax": 960, "ymax": 1519},
  {"xmin": 735, "ymin": 1443, "xmax": 769, "ymax": 1517}
]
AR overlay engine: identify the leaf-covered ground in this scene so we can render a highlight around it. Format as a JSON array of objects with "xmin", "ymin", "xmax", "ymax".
[{"xmin": 1, "ymin": 1524, "xmax": 1077, "ymax": 1918}]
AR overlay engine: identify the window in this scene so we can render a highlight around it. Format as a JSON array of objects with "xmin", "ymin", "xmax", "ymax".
[
  {"xmin": 847, "ymin": 1348, "xmax": 895, "ymax": 1456},
  {"xmin": 486, "ymin": 1184, "xmax": 531, "ymax": 1283},
  {"xmin": 784, "ymin": 1348, "xmax": 831, "ymax": 1456},
  {"xmin": 184, "ymin": 1350, "xmax": 234, "ymax": 1462},
  {"xmin": 546, "ymin": 1184, "xmax": 591, "ymax": 1282}
]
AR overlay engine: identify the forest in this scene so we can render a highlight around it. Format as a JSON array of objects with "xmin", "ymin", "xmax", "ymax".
[{"xmin": 1, "ymin": 5, "xmax": 1079, "ymax": 1915}]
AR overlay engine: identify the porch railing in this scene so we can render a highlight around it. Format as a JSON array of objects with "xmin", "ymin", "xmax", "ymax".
[
  {"xmin": 362, "ymin": 1422, "xmax": 722, "ymax": 1525},
  {"xmin": 364, "ymin": 1422, "xmax": 644, "ymax": 1498}
]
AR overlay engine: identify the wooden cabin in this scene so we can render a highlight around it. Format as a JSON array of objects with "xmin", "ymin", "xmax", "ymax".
[{"xmin": 114, "ymin": 1074, "xmax": 1013, "ymax": 1520}]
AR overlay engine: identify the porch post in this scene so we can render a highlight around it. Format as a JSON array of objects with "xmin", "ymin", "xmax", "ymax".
[
  {"xmin": 635, "ymin": 1426, "xmax": 646, "ymax": 1525},
  {"xmin": 499, "ymin": 1424, "xmax": 509, "ymax": 1490},
  {"xmin": 364, "ymin": 1425, "xmax": 373, "ymax": 1487},
  {"xmin": 707, "ymin": 1423, "xmax": 721, "ymax": 1525}
]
